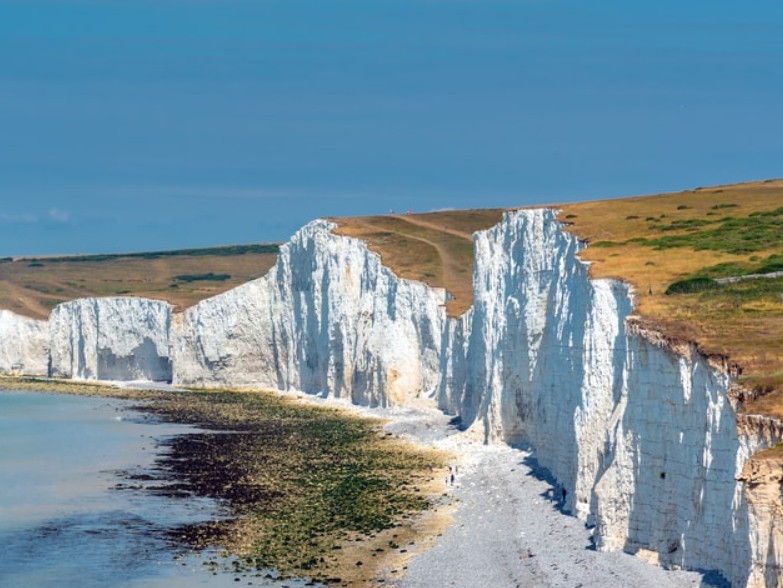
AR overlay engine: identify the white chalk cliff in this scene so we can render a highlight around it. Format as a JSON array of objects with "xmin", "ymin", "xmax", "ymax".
[
  {"xmin": 172, "ymin": 219, "xmax": 447, "ymax": 406},
  {"xmin": 1, "ymin": 210, "xmax": 781, "ymax": 585},
  {"xmin": 437, "ymin": 209, "xmax": 783, "ymax": 586},
  {"xmin": 0, "ymin": 309, "xmax": 48, "ymax": 375},
  {"xmin": 48, "ymin": 297, "xmax": 172, "ymax": 381}
]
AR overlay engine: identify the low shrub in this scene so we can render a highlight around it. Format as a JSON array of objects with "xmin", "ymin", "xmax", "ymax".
[
  {"xmin": 173, "ymin": 272, "xmax": 231, "ymax": 283},
  {"xmin": 665, "ymin": 277, "xmax": 719, "ymax": 295}
]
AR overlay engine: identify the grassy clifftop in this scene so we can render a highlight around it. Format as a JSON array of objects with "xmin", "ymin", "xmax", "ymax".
[
  {"xmin": 3, "ymin": 181, "xmax": 781, "ymax": 417},
  {"xmin": 332, "ymin": 210, "xmax": 504, "ymax": 317},
  {"xmin": 334, "ymin": 180, "xmax": 783, "ymax": 418},
  {"xmin": 559, "ymin": 180, "xmax": 783, "ymax": 417},
  {"xmin": 0, "ymin": 244, "xmax": 279, "ymax": 319}
]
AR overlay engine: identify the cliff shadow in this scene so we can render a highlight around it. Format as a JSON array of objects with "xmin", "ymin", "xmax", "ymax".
[
  {"xmin": 617, "ymin": 338, "xmax": 743, "ymax": 588},
  {"xmin": 97, "ymin": 337, "xmax": 172, "ymax": 382},
  {"xmin": 695, "ymin": 571, "xmax": 731, "ymax": 588},
  {"xmin": 522, "ymin": 450, "xmax": 730, "ymax": 587},
  {"xmin": 519, "ymin": 451, "xmax": 587, "ymax": 533}
]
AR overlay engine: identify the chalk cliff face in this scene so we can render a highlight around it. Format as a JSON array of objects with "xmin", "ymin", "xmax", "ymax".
[
  {"xmin": 173, "ymin": 219, "xmax": 447, "ymax": 406},
  {"xmin": 0, "ymin": 309, "xmax": 49, "ymax": 375},
  {"xmin": 48, "ymin": 297, "xmax": 172, "ymax": 381},
  {"xmin": 3, "ymin": 209, "xmax": 781, "ymax": 585},
  {"xmin": 438, "ymin": 209, "xmax": 782, "ymax": 586}
]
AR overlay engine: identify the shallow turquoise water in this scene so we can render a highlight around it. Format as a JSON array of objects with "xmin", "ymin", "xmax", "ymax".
[{"xmin": 0, "ymin": 390, "xmax": 313, "ymax": 588}]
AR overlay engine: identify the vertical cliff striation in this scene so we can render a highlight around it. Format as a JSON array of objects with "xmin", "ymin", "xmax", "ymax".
[
  {"xmin": 438, "ymin": 208, "xmax": 783, "ymax": 585},
  {"xmin": 3, "ymin": 209, "xmax": 781, "ymax": 584},
  {"xmin": 48, "ymin": 297, "xmax": 172, "ymax": 381},
  {"xmin": 0, "ymin": 309, "xmax": 49, "ymax": 375},
  {"xmin": 173, "ymin": 219, "xmax": 447, "ymax": 406}
]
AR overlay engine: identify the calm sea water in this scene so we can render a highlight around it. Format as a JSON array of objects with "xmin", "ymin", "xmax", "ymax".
[{"xmin": 0, "ymin": 390, "xmax": 313, "ymax": 588}]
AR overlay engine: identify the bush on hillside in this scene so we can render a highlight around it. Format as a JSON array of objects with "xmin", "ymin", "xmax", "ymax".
[
  {"xmin": 665, "ymin": 277, "xmax": 719, "ymax": 295},
  {"xmin": 173, "ymin": 273, "xmax": 231, "ymax": 283}
]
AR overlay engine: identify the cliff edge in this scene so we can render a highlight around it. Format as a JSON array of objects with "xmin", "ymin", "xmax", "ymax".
[{"xmin": 1, "ymin": 207, "xmax": 781, "ymax": 586}]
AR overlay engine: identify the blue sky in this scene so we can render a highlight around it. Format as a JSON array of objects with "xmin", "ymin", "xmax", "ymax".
[{"xmin": 1, "ymin": 0, "xmax": 781, "ymax": 255}]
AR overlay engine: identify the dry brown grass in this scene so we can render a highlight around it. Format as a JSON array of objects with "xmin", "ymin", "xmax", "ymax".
[
  {"xmin": 5, "ymin": 182, "xmax": 782, "ymax": 420},
  {"xmin": 0, "ymin": 248, "xmax": 278, "ymax": 319},
  {"xmin": 335, "ymin": 181, "xmax": 783, "ymax": 419},
  {"xmin": 559, "ymin": 180, "xmax": 783, "ymax": 414},
  {"xmin": 332, "ymin": 210, "xmax": 504, "ymax": 316}
]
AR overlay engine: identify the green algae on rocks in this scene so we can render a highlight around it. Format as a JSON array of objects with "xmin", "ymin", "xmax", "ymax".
[
  {"xmin": 0, "ymin": 377, "xmax": 450, "ymax": 585},
  {"xmin": 135, "ymin": 389, "xmax": 449, "ymax": 585}
]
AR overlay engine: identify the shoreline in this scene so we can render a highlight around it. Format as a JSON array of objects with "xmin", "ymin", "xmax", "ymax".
[
  {"xmin": 1, "ymin": 375, "xmax": 719, "ymax": 586},
  {"xmin": 0, "ymin": 388, "xmax": 253, "ymax": 588},
  {"xmin": 0, "ymin": 375, "xmax": 454, "ymax": 587}
]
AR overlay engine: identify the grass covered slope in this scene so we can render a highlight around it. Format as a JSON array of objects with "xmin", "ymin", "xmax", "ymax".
[
  {"xmin": 332, "ymin": 210, "xmax": 504, "ymax": 317},
  {"xmin": 334, "ymin": 181, "xmax": 783, "ymax": 419},
  {"xmin": 0, "ymin": 244, "xmax": 279, "ymax": 319},
  {"xmin": 3, "ymin": 182, "xmax": 781, "ymax": 415},
  {"xmin": 558, "ymin": 180, "xmax": 783, "ymax": 416}
]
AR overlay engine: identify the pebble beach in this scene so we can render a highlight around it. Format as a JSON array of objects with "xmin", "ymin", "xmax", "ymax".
[{"xmin": 339, "ymin": 401, "xmax": 721, "ymax": 588}]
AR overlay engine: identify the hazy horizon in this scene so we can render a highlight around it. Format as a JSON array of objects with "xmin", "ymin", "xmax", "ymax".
[{"xmin": 2, "ymin": 0, "xmax": 781, "ymax": 256}]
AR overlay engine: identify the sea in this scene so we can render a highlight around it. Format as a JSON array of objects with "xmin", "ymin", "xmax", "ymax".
[{"xmin": 0, "ymin": 389, "xmax": 315, "ymax": 588}]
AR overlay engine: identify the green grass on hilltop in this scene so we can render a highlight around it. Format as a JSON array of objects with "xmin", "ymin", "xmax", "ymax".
[
  {"xmin": 560, "ymin": 182, "xmax": 783, "ymax": 415},
  {"xmin": 594, "ymin": 207, "xmax": 783, "ymax": 255}
]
